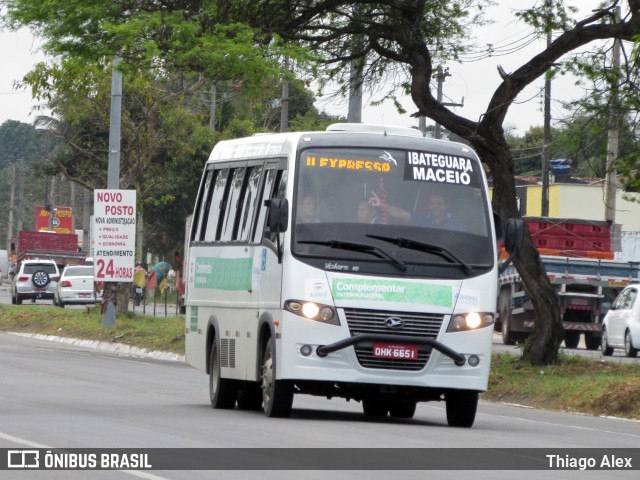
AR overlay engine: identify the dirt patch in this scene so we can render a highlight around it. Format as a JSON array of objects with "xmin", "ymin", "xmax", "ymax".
[{"xmin": 587, "ymin": 379, "xmax": 640, "ymax": 417}]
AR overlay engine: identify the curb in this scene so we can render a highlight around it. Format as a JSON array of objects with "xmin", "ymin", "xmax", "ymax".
[{"xmin": 8, "ymin": 332, "xmax": 185, "ymax": 362}]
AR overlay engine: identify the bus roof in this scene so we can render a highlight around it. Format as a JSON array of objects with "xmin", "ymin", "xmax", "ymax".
[{"xmin": 208, "ymin": 124, "xmax": 477, "ymax": 163}]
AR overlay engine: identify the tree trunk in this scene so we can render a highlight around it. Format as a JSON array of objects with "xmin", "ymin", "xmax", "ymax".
[
  {"xmin": 473, "ymin": 129, "xmax": 564, "ymax": 365},
  {"xmin": 115, "ymin": 282, "xmax": 131, "ymax": 314}
]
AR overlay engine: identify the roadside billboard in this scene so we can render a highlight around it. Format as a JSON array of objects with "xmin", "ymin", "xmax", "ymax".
[
  {"xmin": 35, "ymin": 206, "xmax": 73, "ymax": 234},
  {"xmin": 92, "ymin": 189, "xmax": 136, "ymax": 282}
]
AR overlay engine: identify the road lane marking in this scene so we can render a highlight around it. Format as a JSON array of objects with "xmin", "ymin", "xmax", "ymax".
[{"xmin": 0, "ymin": 431, "xmax": 171, "ymax": 479}]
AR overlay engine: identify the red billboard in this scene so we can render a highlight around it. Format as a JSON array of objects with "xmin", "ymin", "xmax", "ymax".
[{"xmin": 35, "ymin": 206, "xmax": 74, "ymax": 234}]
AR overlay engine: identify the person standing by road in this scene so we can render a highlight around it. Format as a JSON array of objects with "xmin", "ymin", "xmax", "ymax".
[{"xmin": 133, "ymin": 262, "xmax": 147, "ymax": 306}]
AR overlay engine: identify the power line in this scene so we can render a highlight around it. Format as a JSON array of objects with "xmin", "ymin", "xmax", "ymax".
[{"xmin": 459, "ymin": 31, "xmax": 541, "ymax": 62}]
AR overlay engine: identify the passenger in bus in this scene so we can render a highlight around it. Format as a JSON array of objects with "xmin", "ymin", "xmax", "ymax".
[
  {"xmin": 368, "ymin": 191, "xmax": 465, "ymax": 231},
  {"xmin": 297, "ymin": 195, "xmax": 320, "ymax": 223},
  {"xmin": 355, "ymin": 199, "xmax": 378, "ymax": 224}
]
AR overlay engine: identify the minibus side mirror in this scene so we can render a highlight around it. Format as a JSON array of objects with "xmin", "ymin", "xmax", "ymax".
[
  {"xmin": 497, "ymin": 217, "xmax": 524, "ymax": 275},
  {"xmin": 266, "ymin": 198, "xmax": 289, "ymax": 234},
  {"xmin": 504, "ymin": 218, "xmax": 524, "ymax": 255},
  {"xmin": 265, "ymin": 198, "xmax": 288, "ymax": 264}
]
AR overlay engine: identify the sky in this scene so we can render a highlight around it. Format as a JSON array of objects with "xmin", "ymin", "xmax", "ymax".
[
  {"xmin": 0, "ymin": 27, "xmax": 44, "ymax": 125},
  {"xmin": 0, "ymin": 1, "xmax": 613, "ymax": 136}
]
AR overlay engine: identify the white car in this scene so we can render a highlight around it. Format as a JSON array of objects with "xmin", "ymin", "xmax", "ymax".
[
  {"xmin": 601, "ymin": 284, "xmax": 640, "ymax": 357},
  {"xmin": 54, "ymin": 265, "xmax": 99, "ymax": 307},
  {"xmin": 11, "ymin": 259, "xmax": 60, "ymax": 305}
]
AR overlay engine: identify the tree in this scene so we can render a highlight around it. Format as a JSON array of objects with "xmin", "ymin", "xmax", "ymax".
[
  {"xmin": 249, "ymin": 0, "xmax": 640, "ymax": 365},
  {"xmin": 2, "ymin": 3, "xmax": 331, "ymax": 260},
  {"xmin": 0, "ymin": 120, "xmax": 57, "ymax": 244}
]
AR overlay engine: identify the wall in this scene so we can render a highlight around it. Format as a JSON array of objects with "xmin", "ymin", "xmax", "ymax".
[{"xmin": 523, "ymin": 184, "xmax": 640, "ymax": 232}]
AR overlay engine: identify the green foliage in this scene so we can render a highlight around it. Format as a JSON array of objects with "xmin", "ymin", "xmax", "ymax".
[
  {"xmin": 0, "ymin": 304, "xmax": 184, "ymax": 354},
  {"xmin": 515, "ymin": 0, "xmax": 578, "ymax": 33},
  {"xmin": 2, "ymin": 2, "xmax": 330, "ymax": 259},
  {"xmin": 289, "ymin": 110, "xmax": 345, "ymax": 132},
  {"xmin": 487, "ymin": 352, "xmax": 640, "ymax": 419},
  {"xmin": 3, "ymin": 0, "xmax": 309, "ymax": 98},
  {"xmin": 0, "ymin": 120, "xmax": 55, "ymax": 169},
  {"xmin": 0, "ymin": 121, "xmax": 58, "ymax": 244}
]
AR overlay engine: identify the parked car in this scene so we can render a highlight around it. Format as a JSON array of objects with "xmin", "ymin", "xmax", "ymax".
[
  {"xmin": 11, "ymin": 259, "xmax": 60, "ymax": 305},
  {"xmin": 54, "ymin": 265, "xmax": 99, "ymax": 308},
  {"xmin": 601, "ymin": 284, "xmax": 640, "ymax": 357}
]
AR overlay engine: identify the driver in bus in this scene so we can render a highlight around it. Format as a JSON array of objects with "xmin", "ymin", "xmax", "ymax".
[
  {"xmin": 368, "ymin": 190, "xmax": 465, "ymax": 231},
  {"xmin": 297, "ymin": 194, "xmax": 320, "ymax": 223}
]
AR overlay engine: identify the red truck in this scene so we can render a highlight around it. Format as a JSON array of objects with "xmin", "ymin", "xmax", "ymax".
[
  {"xmin": 498, "ymin": 218, "xmax": 640, "ymax": 349},
  {"xmin": 16, "ymin": 230, "xmax": 87, "ymax": 268}
]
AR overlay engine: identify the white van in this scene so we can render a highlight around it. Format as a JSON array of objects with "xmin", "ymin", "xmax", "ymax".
[{"xmin": 185, "ymin": 124, "xmax": 507, "ymax": 427}]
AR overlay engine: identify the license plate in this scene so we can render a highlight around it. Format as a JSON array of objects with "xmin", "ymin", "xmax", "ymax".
[
  {"xmin": 135, "ymin": 288, "xmax": 143, "ymax": 293},
  {"xmin": 372, "ymin": 343, "xmax": 419, "ymax": 360},
  {"xmin": 78, "ymin": 293, "xmax": 91, "ymax": 298},
  {"xmin": 571, "ymin": 298, "xmax": 589, "ymax": 306}
]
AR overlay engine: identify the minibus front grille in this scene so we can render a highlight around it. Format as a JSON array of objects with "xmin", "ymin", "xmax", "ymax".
[{"xmin": 342, "ymin": 308, "xmax": 445, "ymax": 371}]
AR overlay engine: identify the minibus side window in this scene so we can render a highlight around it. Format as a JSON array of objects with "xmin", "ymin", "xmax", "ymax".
[
  {"xmin": 220, "ymin": 167, "xmax": 246, "ymax": 242},
  {"xmin": 195, "ymin": 169, "xmax": 216, "ymax": 242},
  {"xmin": 203, "ymin": 168, "xmax": 230, "ymax": 242},
  {"xmin": 236, "ymin": 165, "xmax": 263, "ymax": 242},
  {"xmin": 253, "ymin": 168, "xmax": 277, "ymax": 244}
]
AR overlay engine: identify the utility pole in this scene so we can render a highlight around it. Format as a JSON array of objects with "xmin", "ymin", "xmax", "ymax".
[
  {"xmin": 209, "ymin": 84, "xmax": 217, "ymax": 133},
  {"xmin": 605, "ymin": 6, "xmax": 621, "ymax": 224},
  {"xmin": 423, "ymin": 66, "xmax": 463, "ymax": 139},
  {"xmin": 541, "ymin": 29, "xmax": 552, "ymax": 217},
  {"xmin": 48, "ymin": 176, "xmax": 57, "ymax": 231},
  {"xmin": 6, "ymin": 164, "xmax": 16, "ymax": 254},
  {"xmin": 107, "ymin": 56, "xmax": 122, "ymax": 191},
  {"xmin": 16, "ymin": 160, "xmax": 25, "ymax": 232},
  {"xmin": 102, "ymin": 55, "xmax": 123, "ymax": 327},
  {"xmin": 541, "ymin": 0, "xmax": 553, "ymax": 217},
  {"xmin": 70, "ymin": 181, "xmax": 76, "ymax": 233},
  {"xmin": 83, "ymin": 187, "xmax": 91, "ymax": 254},
  {"xmin": 347, "ymin": 63, "xmax": 363, "ymax": 123},
  {"xmin": 280, "ymin": 58, "xmax": 290, "ymax": 132}
]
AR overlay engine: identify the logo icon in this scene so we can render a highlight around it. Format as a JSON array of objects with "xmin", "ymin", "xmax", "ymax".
[
  {"xmin": 379, "ymin": 151, "xmax": 398, "ymax": 166},
  {"xmin": 8, "ymin": 450, "xmax": 40, "ymax": 469},
  {"xmin": 385, "ymin": 317, "xmax": 404, "ymax": 329}
]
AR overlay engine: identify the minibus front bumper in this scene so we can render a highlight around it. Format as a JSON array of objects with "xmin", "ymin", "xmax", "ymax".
[{"xmin": 315, "ymin": 334, "xmax": 467, "ymax": 366}]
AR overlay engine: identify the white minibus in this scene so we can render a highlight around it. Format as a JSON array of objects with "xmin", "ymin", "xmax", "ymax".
[{"xmin": 185, "ymin": 123, "xmax": 509, "ymax": 427}]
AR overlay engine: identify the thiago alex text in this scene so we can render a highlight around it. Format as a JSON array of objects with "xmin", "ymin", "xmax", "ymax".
[{"xmin": 547, "ymin": 454, "xmax": 633, "ymax": 470}]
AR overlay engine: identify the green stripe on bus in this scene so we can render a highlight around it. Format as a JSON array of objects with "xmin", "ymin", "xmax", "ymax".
[
  {"xmin": 194, "ymin": 257, "xmax": 253, "ymax": 290},
  {"xmin": 332, "ymin": 279, "xmax": 452, "ymax": 306}
]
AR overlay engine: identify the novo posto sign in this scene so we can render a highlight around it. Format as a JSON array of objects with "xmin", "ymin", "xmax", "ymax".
[{"xmin": 93, "ymin": 189, "xmax": 137, "ymax": 282}]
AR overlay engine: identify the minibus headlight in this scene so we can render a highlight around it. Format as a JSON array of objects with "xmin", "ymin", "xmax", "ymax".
[
  {"xmin": 466, "ymin": 312, "xmax": 482, "ymax": 329},
  {"xmin": 284, "ymin": 300, "xmax": 340, "ymax": 326},
  {"xmin": 302, "ymin": 302, "xmax": 320, "ymax": 318},
  {"xmin": 447, "ymin": 312, "xmax": 494, "ymax": 332},
  {"xmin": 319, "ymin": 307, "xmax": 334, "ymax": 322}
]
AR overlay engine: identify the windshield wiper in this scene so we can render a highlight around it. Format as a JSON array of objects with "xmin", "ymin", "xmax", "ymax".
[
  {"xmin": 366, "ymin": 234, "xmax": 473, "ymax": 275},
  {"xmin": 298, "ymin": 240, "xmax": 407, "ymax": 272}
]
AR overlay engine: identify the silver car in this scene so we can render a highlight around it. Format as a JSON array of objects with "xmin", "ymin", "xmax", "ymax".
[
  {"xmin": 601, "ymin": 284, "xmax": 640, "ymax": 357},
  {"xmin": 11, "ymin": 259, "xmax": 60, "ymax": 305},
  {"xmin": 54, "ymin": 265, "xmax": 98, "ymax": 307}
]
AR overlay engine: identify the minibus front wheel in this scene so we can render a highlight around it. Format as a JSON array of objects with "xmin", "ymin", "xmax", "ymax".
[{"xmin": 261, "ymin": 337, "xmax": 294, "ymax": 418}]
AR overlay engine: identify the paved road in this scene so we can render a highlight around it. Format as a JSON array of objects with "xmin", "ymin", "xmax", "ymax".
[{"xmin": 1, "ymin": 332, "xmax": 638, "ymax": 480}]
